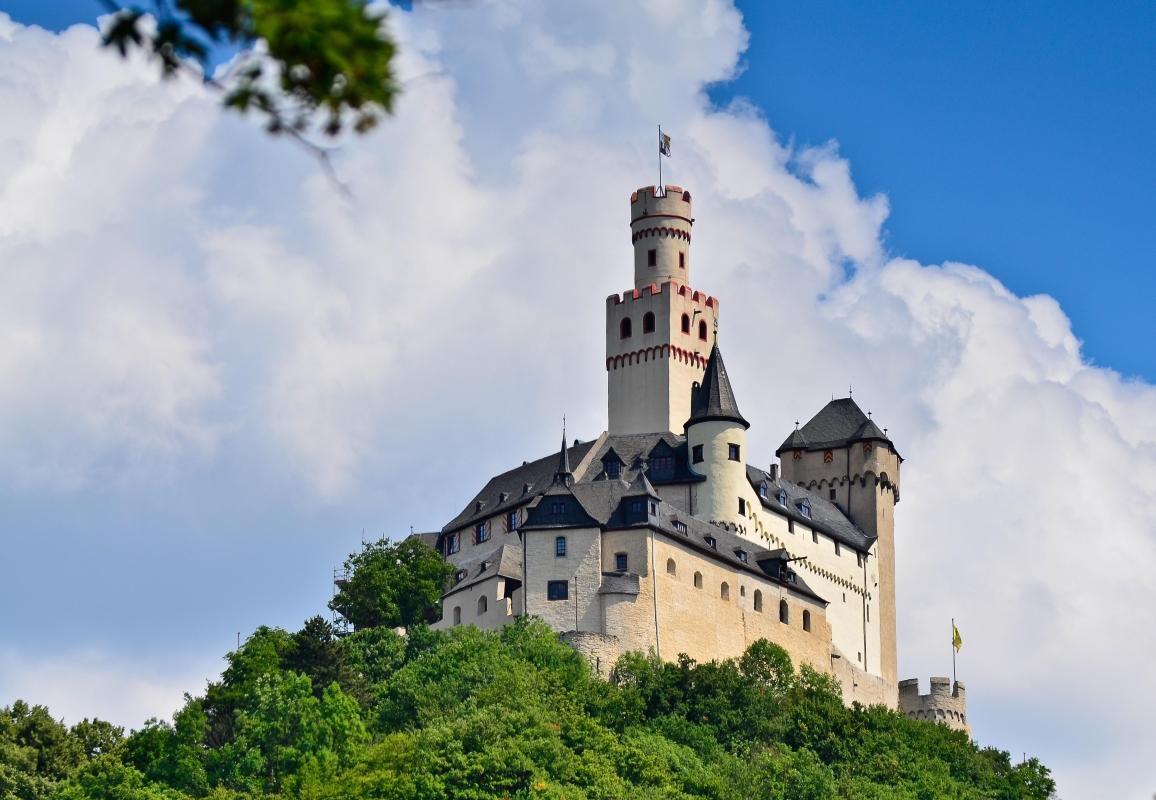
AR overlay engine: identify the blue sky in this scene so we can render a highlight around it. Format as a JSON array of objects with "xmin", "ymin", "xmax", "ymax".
[
  {"xmin": 1, "ymin": 3, "xmax": 1154, "ymax": 797},
  {"xmin": 6, "ymin": 2, "xmax": 1153, "ymax": 377}
]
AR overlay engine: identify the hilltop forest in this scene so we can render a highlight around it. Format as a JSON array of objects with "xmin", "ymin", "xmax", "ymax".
[{"xmin": 1, "ymin": 540, "xmax": 1054, "ymax": 799}]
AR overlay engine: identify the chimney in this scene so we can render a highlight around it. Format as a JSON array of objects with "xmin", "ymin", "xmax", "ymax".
[{"xmin": 769, "ymin": 463, "xmax": 779, "ymax": 482}]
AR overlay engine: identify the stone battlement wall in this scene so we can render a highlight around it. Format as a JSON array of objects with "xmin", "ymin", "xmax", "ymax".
[{"xmin": 898, "ymin": 677, "xmax": 969, "ymax": 734}]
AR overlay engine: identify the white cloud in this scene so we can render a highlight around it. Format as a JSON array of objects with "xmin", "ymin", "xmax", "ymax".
[{"xmin": 0, "ymin": 4, "xmax": 1153, "ymax": 797}]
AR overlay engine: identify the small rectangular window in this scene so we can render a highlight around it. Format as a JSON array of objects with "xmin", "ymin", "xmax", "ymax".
[
  {"xmin": 678, "ymin": 252, "xmax": 685, "ymax": 269},
  {"xmin": 788, "ymin": 519, "xmax": 794, "ymax": 533},
  {"xmin": 728, "ymin": 443, "xmax": 740, "ymax": 462},
  {"xmin": 605, "ymin": 460, "xmax": 620, "ymax": 478},
  {"xmin": 507, "ymin": 510, "xmax": 518, "ymax": 531},
  {"xmin": 867, "ymin": 604, "xmax": 870, "ymax": 622},
  {"xmin": 738, "ymin": 497, "xmax": 746, "ymax": 516},
  {"xmin": 834, "ymin": 541, "xmax": 841, "ymax": 556},
  {"xmin": 812, "ymin": 531, "xmax": 818, "ymax": 544},
  {"xmin": 650, "ymin": 455, "xmax": 674, "ymax": 474},
  {"xmin": 647, "ymin": 248, "xmax": 657, "ymax": 266},
  {"xmin": 692, "ymin": 444, "xmax": 704, "ymax": 464},
  {"xmin": 555, "ymin": 536, "xmax": 567, "ymax": 557},
  {"xmin": 672, "ymin": 520, "xmax": 687, "ymax": 533},
  {"xmin": 447, "ymin": 532, "xmax": 460, "ymax": 554},
  {"xmin": 615, "ymin": 552, "xmax": 628, "ymax": 571},
  {"xmin": 547, "ymin": 580, "xmax": 569, "ymax": 601},
  {"xmin": 829, "ymin": 488, "xmax": 837, "ymax": 501},
  {"xmin": 551, "ymin": 502, "xmax": 564, "ymax": 515},
  {"xmin": 475, "ymin": 521, "xmax": 489, "ymax": 543},
  {"xmin": 705, "ymin": 535, "xmax": 717, "ymax": 549},
  {"xmin": 631, "ymin": 500, "xmax": 644, "ymax": 514}
]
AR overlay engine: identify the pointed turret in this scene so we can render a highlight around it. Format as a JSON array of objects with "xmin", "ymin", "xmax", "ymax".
[
  {"xmin": 686, "ymin": 344, "xmax": 749, "ymax": 430},
  {"xmin": 552, "ymin": 425, "xmax": 573, "ymax": 488}
]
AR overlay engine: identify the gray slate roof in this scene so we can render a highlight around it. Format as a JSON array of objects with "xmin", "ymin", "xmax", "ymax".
[
  {"xmin": 776, "ymin": 397, "xmax": 895, "ymax": 455},
  {"xmin": 442, "ymin": 542, "xmax": 522, "ymax": 598},
  {"xmin": 746, "ymin": 465, "xmax": 874, "ymax": 552},
  {"xmin": 687, "ymin": 344, "xmax": 749, "ymax": 429}
]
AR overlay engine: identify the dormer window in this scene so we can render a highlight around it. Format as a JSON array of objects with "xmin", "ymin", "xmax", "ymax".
[
  {"xmin": 650, "ymin": 455, "xmax": 674, "ymax": 475},
  {"xmin": 672, "ymin": 520, "xmax": 687, "ymax": 533},
  {"xmin": 777, "ymin": 490, "xmax": 787, "ymax": 506},
  {"xmin": 649, "ymin": 501, "xmax": 658, "ymax": 515},
  {"xmin": 455, "ymin": 569, "xmax": 467, "ymax": 583},
  {"xmin": 705, "ymin": 535, "xmax": 717, "ymax": 550},
  {"xmin": 551, "ymin": 501, "xmax": 564, "ymax": 516},
  {"xmin": 630, "ymin": 500, "xmax": 644, "ymax": 514},
  {"xmin": 604, "ymin": 459, "xmax": 621, "ymax": 479},
  {"xmin": 735, "ymin": 549, "xmax": 748, "ymax": 563},
  {"xmin": 758, "ymin": 482, "xmax": 768, "ymax": 498},
  {"xmin": 799, "ymin": 499, "xmax": 812, "ymax": 519}
]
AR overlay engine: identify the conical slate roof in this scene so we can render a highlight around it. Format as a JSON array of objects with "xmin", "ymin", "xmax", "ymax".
[
  {"xmin": 776, "ymin": 397, "xmax": 893, "ymax": 454},
  {"xmin": 625, "ymin": 464, "xmax": 660, "ymax": 499},
  {"xmin": 686, "ymin": 344, "xmax": 749, "ymax": 429},
  {"xmin": 552, "ymin": 427, "xmax": 573, "ymax": 487}
]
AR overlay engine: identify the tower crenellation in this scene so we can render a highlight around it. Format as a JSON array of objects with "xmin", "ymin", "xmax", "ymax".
[
  {"xmin": 898, "ymin": 677, "xmax": 969, "ymax": 734},
  {"xmin": 630, "ymin": 185, "xmax": 693, "ymax": 288}
]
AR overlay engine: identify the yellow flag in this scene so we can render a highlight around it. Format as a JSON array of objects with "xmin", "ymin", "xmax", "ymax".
[{"xmin": 952, "ymin": 623, "xmax": 963, "ymax": 652}]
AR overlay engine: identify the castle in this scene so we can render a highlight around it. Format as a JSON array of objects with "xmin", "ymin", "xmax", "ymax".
[{"xmin": 427, "ymin": 185, "xmax": 967, "ymax": 731}]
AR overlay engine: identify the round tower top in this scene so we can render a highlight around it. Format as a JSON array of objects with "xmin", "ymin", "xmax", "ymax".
[{"xmin": 629, "ymin": 185, "xmax": 693, "ymax": 288}]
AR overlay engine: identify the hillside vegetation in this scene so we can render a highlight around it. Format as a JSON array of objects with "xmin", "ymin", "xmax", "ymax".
[{"xmin": 2, "ymin": 616, "xmax": 1053, "ymax": 800}]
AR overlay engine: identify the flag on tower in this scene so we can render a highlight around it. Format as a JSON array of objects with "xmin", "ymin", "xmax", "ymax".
[
  {"xmin": 952, "ymin": 622, "xmax": 963, "ymax": 652},
  {"xmin": 659, "ymin": 130, "xmax": 672, "ymax": 157}
]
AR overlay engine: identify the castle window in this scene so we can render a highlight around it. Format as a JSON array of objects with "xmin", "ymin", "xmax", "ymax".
[
  {"xmin": 620, "ymin": 318, "xmax": 632, "ymax": 339},
  {"xmin": 555, "ymin": 536, "xmax": 567, "ymax": 557},
  {"xmin": 698, "ymin": 319, "xmax": 708, "ymax": 340},
  {"xmin": 605, "ymin": 459, "xmax": 620, "ymax": 478},
  {"xmin": 720, "ymin": 582, "xmax": 730, "ymax": 601},
  {"xmin": 643, "ymin": 312, "xmax": 655, "ymax": 334},
  {"xmin": 446, "ymin": 532, "xmax": 460, "ymax": 555},
  {"xmin": 455, "ymin": 569, "xmax": 467, "ymax": 583},
  {"xmin": 779, "ymin": 599, "xmax": 789, "ymax": 624},
  {"xmin": 615, "ymin": 552, "xmax": 628, "ymax": 571},
  {"xmin": 547, "ymin": 580, "xmax": 569, "ymax": 601},
  {"xmin": 693, "ymin": 572, "xmax": 703, "ymax": 589},
  {"xmin": 478, "ymin": 595, "xmax": 488, "ymax": 615},
  {"xmin": 631, "ymin": 500, "xmax": 644, "ymax": 514},
  {"xmin": 728, "ymin": 444, "xmax": 740, "ymax": 462},
  {"xmin": 834, "ymin": 541, "xmax": 841, "ymax": 556},
  {"xmin": 799, "ymin": 499, "xmax": 812, "ymax": 519},
  {"xmin": 753, "ymin": 590, "xmax": 763, "ymax": 612},
  {"xmin": 475, "ymin": 521, "xmax": 489, "ymax": 544},
  {"xmin": 507, "ymin": 510, "xmax": 519, "ymax": 532},
  {"xmin": 666, "ymin": 558, "xmax": 677, "ymax": 575},
  {"xmin": 788, "ymin": 519, "xmax": 794, "ymax": 533},
  {"xmin": 829, "ymin": 488, "xmax": 837, "ymax": 501},
  {"xmin": 650, "ymin": 455, "xmax": 674, "ymax": 475},
  {"xmin": 705, "ymin": 535, "xmax": 717, "ymax": 550},
  {"xmin": 552, "ymin": 501, "xmax": 564, "ymax": 516},
  {"xmin": 452, "ymin": 606, "xmax": 461, "ymax": 625},
  {"xmin": 740, "ymin": 585, "xmax": 746, "ymax": 597},
  {"xmin": 735, "ymin": 549, "xmax": 748, "ymax": 563},
  {"xmin": 649, "ymin": 501, "xmax": 658, "ymax": 515},
  {"xmin": 758, "ymin": 482, "xmax": 768, "ymax": 498},
  {"xmin": 812, "ymin": 530, "xmax": 819, "ymax": 544},
  {"xmin": 803, "ymin": 609, "xmax": 812, "ymax": 632},
  {"xmin": 738, "ymin": 497, "xmax": 746, "ymax": 516},
  {"xmin": 647, "ymin": 248, "xmax": 657, "ymax": 267},
  {"xmin": 777, "ymin": 490, "xmax": 787, "ymax": 506},
  {"xmin": 857, "ymin": 553, "xmax": 864, "ymax": 567},
  {"xmin": 692, "ymin": 444, "xmax": 704, "ymax": 464},
  {"xmin": 681, "ymin": 313, "xmax": 691, "ymax": 334},
  {"xmin": 679, "ymin": 252, "xmax": 685, "ymax": 269},
  {"xmin": 672, "ymin": 520, "xmax": 687, "ymax": 533}
]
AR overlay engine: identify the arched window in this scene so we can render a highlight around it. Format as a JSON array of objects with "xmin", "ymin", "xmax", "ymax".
[
  {"xmin": 642, "ymin": 312, "xmax": 655, "ymax": 334},
  {"xmin": 698, "ymin": 319, "xmax": 708, "ymax": 340},
  {"xmin": 720, "ymin": 582, "xmax": 730, "ymax": 601},
  {"xmin": 753, "ymin": 590, "xmax": 763, "ymax": 612},
  {"xmin": 478, "ymin": 595, "xmax": 488, "ymax": 615},
  {"xmin": 803, "ymin": 609, "xmax": 812, "ymax": 632},
  {"xmin": 681, "ymin": 313, "xmax": 690, "ymax": 334},
  {"xmin": 620, "ymin": 318, "xmax": 632, "ymax": 339},
  {"xmin": 693, "ymin": 571, "xmax": 703, "ymax": 589},
  {"xmin": 779, "ymin": 599, "xmax": 789, "ymax": 625},
  {"xmin": 666, "ymin": 558, "xmax": 677, "ymax": 575},
  {"xmin": 453, "ymin": 606, "xmax": 462, "ymax": 625}
]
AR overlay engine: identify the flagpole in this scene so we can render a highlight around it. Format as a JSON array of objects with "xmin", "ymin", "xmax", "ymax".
[
  {"xmin": 951, "ymin": 617, "xmax": 957, "ymax": 685},
  {"xmin": 657, "ymin": 124, "xmax": 663, "ymax": 188}
]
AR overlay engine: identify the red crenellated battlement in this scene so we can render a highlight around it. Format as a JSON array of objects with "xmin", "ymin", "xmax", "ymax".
[
  {"xmin": 605, "ymin": 280, "xmax": 717, "ymax": 309},
  {"xmin": 630, "ymin": 185, "xmax": 692, "ymax": 203}
]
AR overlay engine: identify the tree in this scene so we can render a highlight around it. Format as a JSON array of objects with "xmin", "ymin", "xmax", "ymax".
[
  {"xmin": 329, "ymin": 536, "xmax": 453, "ymax": 631},
  {"xmin": 101, "ymin": 0, "xmax": 399, "ymax": 139},
  {"xmin": 284, "ymin": 615, "xmax": 351, "ymax": 697}
]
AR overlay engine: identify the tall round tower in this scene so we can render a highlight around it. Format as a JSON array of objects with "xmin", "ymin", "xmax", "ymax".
[{"xmin": 630, "ymin": 185, "xmax": 693, "ymax": 288}]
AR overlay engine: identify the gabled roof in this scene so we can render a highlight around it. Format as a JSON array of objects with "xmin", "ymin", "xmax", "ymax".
[
  {"xmin": 686, "ymin": 344, "xmax": 749, "ymax": 429},
  {"xmin": 776, "ymin": 397, "xmax": 895, "ymax": 455},
  {"xmin": 442, "ymin": 543, "xmax": 522, "ymax": 598},
  {"xmin": 747, "ymin": 465, "xmax": 874, "ymax": 552}
]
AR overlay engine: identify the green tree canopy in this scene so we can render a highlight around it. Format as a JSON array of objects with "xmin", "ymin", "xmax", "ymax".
[{"xmin": 329, "ymin": 536, "xmax": 453, "ymax": 631}]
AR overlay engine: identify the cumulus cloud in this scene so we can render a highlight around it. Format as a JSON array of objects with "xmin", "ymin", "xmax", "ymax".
[{"xmin": 0, "ymin": 3, "xmax": 1152, "ymax": 796}]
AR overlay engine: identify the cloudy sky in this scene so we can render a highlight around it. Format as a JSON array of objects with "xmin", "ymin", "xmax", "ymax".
[{"xmin": 1, "ymin": 2, "xmax": 1154, "ymax": 797}]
